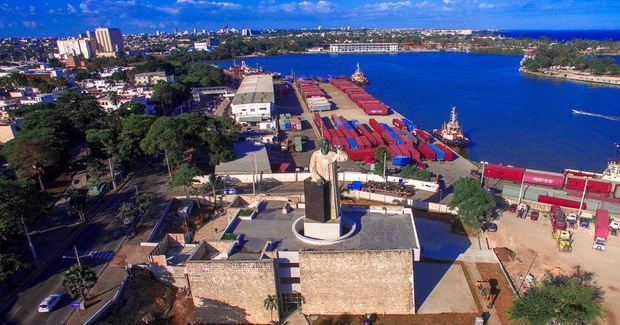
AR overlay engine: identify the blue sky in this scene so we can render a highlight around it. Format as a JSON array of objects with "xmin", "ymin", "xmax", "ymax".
[{"xmin": 0, "ymin": 0, "xmax": 619, "ymax": 37}]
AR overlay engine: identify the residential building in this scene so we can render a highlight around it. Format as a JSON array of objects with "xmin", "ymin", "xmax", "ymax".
[
  {"xmin": 241, "ymin": 28, "xmax": 252, "ymax": 36},
  {"xmin": 230, "ymin": 74, "xmax": 274, "ymax": 123},
  {"xmin": 20, "ymin": 93, "xmax": 54, "ymax": 105},
  {"xmin": 95, "ymin": 27, "xmax": 124, "ymax": 56},
  {"xmin": 134, "ymin": 71, "xmax": 175, "ymax": 86},
  {"xmin": 329, "ymin": 43, "xmax": 399, "ymax": 53},
  {"xmin": 0, "ymin": 122, "xmax": 19, "ymax": 144}
]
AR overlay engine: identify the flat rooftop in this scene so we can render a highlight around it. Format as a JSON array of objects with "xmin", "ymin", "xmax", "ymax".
[
  {"xmin": 231, "ymin": 74, "xmax": 274, "ymax": 105},
  {"xmin": 227, "ymin": 201, "xmax": 419, "ymax": 259}
]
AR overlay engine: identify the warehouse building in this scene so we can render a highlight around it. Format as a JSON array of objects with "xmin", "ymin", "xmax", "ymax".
[
  {"xmin": 329, "ymin": 43, "xmax": 399, "ymax": 53},
  {"xmin": 185, "ymin": 203, "xmax": 420, "ymax": 324},
  {"xmin": 230, "ymin": 74, "xmax": 274, "ymax": 123}
]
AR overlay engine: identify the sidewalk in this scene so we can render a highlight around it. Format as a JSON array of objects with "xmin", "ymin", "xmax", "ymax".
[{"xmin": 65, "ymin": 197, "xmax": 169, "ymax": 324}]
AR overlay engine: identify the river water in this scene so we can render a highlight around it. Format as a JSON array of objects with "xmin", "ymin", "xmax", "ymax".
[{"xmin": 217, "ymin": 52, "xmax": 620, "ymax": 173}]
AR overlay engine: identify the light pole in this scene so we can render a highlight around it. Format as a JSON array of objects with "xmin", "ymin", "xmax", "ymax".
[
  {"xmin": 22, "ymin": 218, "xmax": 39, "ymax": 267},
  {"xmin": 108, "ymin": 157, "xmax": 117, "ymax": 191},
  {"xmin": 480, "ymin": 161, "xmax": 487, "ymax": 187},
  {"xmin": 32, "ymin": 162, "xmax": 45, "ymax": 192}
]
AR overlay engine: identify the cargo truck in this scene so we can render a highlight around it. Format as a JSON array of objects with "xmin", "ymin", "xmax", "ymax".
[
  {"xmin": 294, "ymin": 136, "xmax": 303, "ymax": 152},
  {"xmin": 593, "ymin": 209, "xmax": 609, "ymax": 251}
]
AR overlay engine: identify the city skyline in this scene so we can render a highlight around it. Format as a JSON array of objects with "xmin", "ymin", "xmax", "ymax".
[{"xmin": 0, "ymin": 0, "xmax": 619, "ymax": 37}]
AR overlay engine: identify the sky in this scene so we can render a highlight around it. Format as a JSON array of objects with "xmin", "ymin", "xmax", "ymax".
[{"xmin": 0, "ymin": 0, "xmax": 620, "ymax": 37}]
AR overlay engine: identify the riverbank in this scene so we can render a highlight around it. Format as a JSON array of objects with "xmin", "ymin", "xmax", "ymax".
[{"xmin": 520, "ymin": 67, "xmax": 620, "ymax": 86}]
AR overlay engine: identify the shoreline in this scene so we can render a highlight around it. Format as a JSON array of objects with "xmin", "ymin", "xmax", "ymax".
[{"xmin": 520, "ymin": 67, "xmax": 620, "ymax": 87}]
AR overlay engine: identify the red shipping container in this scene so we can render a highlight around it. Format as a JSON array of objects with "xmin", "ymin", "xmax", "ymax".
[
  {"xmin": 483, "ymin": 164, "xmax": 525, "ymax": 182},
  {"xmin": 392, "ymin": 119, "xmax": 407, "ymax": 130},
  {"xmin": 523, "ymin": 171, "xmax": 565, "ymax": 188},
  {"xmin": 380, "ymin": 132, "xmax": 396, "ymax": 145},
  {"xmin": 340, "ymin": 136, "xmax": 349, "ymax": 150},
  {"xmin": 344, "ymin": 88, "xmax": 365, "ymax": 95},
  {"xmin": 335, "ymin": 129, "xmax": 345, "ymax": 138},
  {"xmin": 346, "ymin": 148, "xmax": 376, "ymax": 162},
  {"xmin": 566, "ymin": 177, "xmax": 612, "ymax": 194},
  {"xmin": 360, "ymin": 136, "xmax": 372, "ymax": 149},
  {"xmin": 434, "ymin": 143, "xmax": 454, "ymax": 161},
  {"xmin": 403, "ymin": 146, "xmax": 421, "ymax": 162},
  {"xmin": 595, "ymin": 209, "xmax": 610, "ymax": 240},
  {"xmin": 387, "ymin": 145, "xmax": 401, "ymax": 157},
  {"xmin": 396, "ymin": 145, "xmax": 412, "ymax": 158},
  {"xmin": 416, "ymin": 129, "xmax": 430, "ymax": 142},
  {"xmin": 372, "ymin": 132, "xmax": 385, "ymax": 145},
  {"xmin": 353, "ymin": 135, "xmax": 364, "ymax": 149},
  {"xmin": 418, "ymin": 143, "xmax": 436, "ymax": 160},
  {"xmin": 538, "ymin": 195, "xmax": 585, "ymax": 209},
  {"xmin": 368, "ymin": 119, "xmax": 383, "ymax": 133}
]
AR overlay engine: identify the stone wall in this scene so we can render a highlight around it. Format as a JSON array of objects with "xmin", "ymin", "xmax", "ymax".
[
  {"xmin": 299, "ymin": 249, "xmax": 414, "ymax": 315},
  {"xmin": 186, "ymin": 259, "xmax": 279, "ymax": 324}
]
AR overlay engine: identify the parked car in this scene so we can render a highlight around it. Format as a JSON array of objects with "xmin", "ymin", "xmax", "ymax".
[
  {"xmin": 508, "ymin": 204, "xmax": 518, "ymax": 213},
  {"xmin": 580, "ymin": 218, "xmax": 590, "ymax": 228},
  {"xmin": 530, "ymin": 210, "xmax": 540, "ymax": 221},
  {"xmin": 483, "ymin": 221, "xmax": 498, "ymax": 232},
  {"xmin": 38, "ymin": 294, "xmax": 62, "ymax": 313},
  {"xmin": 223, "ymin": 187, "xmax": 237, "ymax": 195}
]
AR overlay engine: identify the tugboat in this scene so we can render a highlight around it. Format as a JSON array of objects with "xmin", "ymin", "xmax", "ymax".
[
  {"xmin": 434, "ymin": 107, "xmax": 470, "ymax": 147},
  {"xmin": 350, "ymin": 63, "xmax": 369, "ymax": 86}
]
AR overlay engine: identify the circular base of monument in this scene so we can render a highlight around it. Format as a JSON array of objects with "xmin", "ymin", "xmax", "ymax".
[{"xmin": 291, "ymin": 216, "xmax": 356, "ymax": 246}]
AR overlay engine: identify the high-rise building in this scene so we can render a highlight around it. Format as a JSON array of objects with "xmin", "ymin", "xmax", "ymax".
[
  {"xmin": 241, "ymin": 28, "xmax": 252, "ymax": 36},
  {"xmin": 94, "ymin": 27, "xmax": 124, "ymax": 55},
  {"xmin": 56, "ymin": 37, "xmax": 96, "ymax": 59}
]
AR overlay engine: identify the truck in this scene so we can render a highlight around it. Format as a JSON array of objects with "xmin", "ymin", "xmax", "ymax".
[
  {"xmin": 281, "ymin": 139, "xmax": 289, "ymax": 152},
  {"xmin": 551, "ymin": 206, "xmax": 568, "ymax": 232},
  {"xmin": 554, "ymin": 229, "xmax": 573, "ymax": 253},
  {"xmin": 593, "ymin": 209, "xmax": 610, "ymax": 251}
]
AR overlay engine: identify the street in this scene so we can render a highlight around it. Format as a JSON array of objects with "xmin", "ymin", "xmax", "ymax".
[{"xmin": 1, "ymin": 160, "xmax": 169, "ymax": 325}]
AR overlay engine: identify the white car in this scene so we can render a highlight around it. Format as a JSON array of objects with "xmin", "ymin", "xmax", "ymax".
[{"xmin": 38, "ymin": 294, "xmax": 62, "ymax": 313}]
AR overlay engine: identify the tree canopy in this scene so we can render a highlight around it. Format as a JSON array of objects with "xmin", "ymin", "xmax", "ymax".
[
  {"xmin": 448, "ymin": 177, "xmax": 495, "ymax": 230},
  {"xmin": 167, "ymin": 163, "xmax": 202, "ymax": 195},
  {"xmin": 400, "ymin": 164, "xmax": 432, "ymax": 181},
  {"xmin": 0, "ymin": 178, "xmax": 47, "ymax": 241},
  {"xmin": 510, "ymin": 267, "xmax": 605, "ymax": 325}
]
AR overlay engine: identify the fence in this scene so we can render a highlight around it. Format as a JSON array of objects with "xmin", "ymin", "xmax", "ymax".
[
  {"xmin": 145, "ymin": 199, "xmax": 175, "ymax": 243},
  {"xmin": 195, "ymin": 171, "xmax": 439, "ymax": 193},
  {"xmin": 83, "ymin": 274, "xmax": 130, "ymax": 325},
  {"xmin": 343, "ymin": 190, "xmax": 458, "ymax": 215}
]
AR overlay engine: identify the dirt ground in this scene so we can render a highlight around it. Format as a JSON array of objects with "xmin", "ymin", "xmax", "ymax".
[
  {"xmin": 98, "ymin": 269, "xmax": 195, "ymax": 324},
  {"xmin": 476, "ymin": 263, "xmax": 522, "ymax": 325},
  {"xmin": 486, "ymin": 210, "xmax": 620, "ymax": 324},
  {"xmin": 312, "ymin": 313, "xmax": 479, "ymax": 325}
]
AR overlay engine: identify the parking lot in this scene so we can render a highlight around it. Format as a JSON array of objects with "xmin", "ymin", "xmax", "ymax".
[{"xmin": 486, "ymin": 210, "xmax": 620, "ymax": 323}]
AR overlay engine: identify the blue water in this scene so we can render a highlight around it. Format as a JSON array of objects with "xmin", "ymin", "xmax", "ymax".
[
  {"xmin": 498, "ymin": 30, "xmax": 620, "ymax": 41},
  {"xmin": 218, "ymin": 53, "xmax": 620, "ymax": 172}
]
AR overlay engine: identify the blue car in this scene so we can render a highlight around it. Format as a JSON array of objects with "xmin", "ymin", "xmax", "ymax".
[{"xmin": 483, "ymin": 221, "xmax": 498, "ymax": 232}]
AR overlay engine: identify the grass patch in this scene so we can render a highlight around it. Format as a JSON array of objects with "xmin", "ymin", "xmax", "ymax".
[{"xmin": 238, "ymin": 209, "xmax": 254, "ymax": 217}]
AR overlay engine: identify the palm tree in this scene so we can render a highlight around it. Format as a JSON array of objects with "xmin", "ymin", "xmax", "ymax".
[
  {"xmin": 107, "ymin": 92, "xmax": 120, "ymax": 107},
  {"xmin": 206, "ymin": 173, "xmax": 221, "ymax": 206},
  {"xmin": 67, "ymin": 187, "xmax": 89, "ymax": 223},
  {"xmin": 263, "ymin": 295, "xmax": 278, "ymax": 323},
  {"xmin": 62, "ymin": 264, "xmax": 96, "ymax": 300}
]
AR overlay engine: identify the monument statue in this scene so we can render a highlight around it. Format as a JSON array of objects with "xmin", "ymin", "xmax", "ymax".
[{"xmin": 304, "ymin": 138, "xmax": 348, "ymax": 222}]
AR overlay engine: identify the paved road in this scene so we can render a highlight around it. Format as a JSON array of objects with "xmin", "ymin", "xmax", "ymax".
[{"xmin": 1, "ymin": 161, "xmax": 168, "ymax": 325}]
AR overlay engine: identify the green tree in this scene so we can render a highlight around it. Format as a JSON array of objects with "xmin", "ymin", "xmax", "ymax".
[
  {"xmin": 0, "ymin": 178, "xmax": 47, "ymax": 241},
  {"xmin": 399, "ymin": 164, "xmax": 432, "ymax": 181},
  {"xmin": 150, "ymin": 81, "xmax": 188, "ymax": 114},
  {"xmin": 62, "ymin": 264, "xmax": 97, "ymax": 300},
  {"xmin": 55, "ymin": 92, "xmax": 104, "ymax": 137},
  {"xmin": 66, "ymin": 188, "xmax": 89, "ymax": 223},
  {"xmin": 0, "ymin": 253, "xmax": 29, "ymax": 283},
  {"xmin": 117, "ymin": 201, "xmax": 138, "ymax": 224},
  {"xmin": 167, "ymin": 163, "xmax": 202, "ymax": 195},
  {"xmin": 448, "ymin": 177, "xmax": 495, "ymax": 230},
  {"xmin": 510, "ymin": 268, "xmax": 605, "ymax": 325},
  {"xmin": 374, "ymin": 147, "xmax": 391, "ymax": 176},
  {"xmin": 85, "ymin": 128, "xmax": 117, "ymax": 159},
  {"xmin": 263, "ymin": 295, "xmax": 278, "ymax": 323},
  {"xmin": 1, "ymin": 128, "xmax": 69, "ymax": 179},
  {"xmin": 181, "ymin": 64, "xmax": 226, "ymax": 87},
  {"xmin": 117, "ymin": 115, "xmax": 156, "ymax": 163},
  {"xmin": 140, "ymin": 116, "xmax": 185, "ymax": 172},
  {"xmin": 73, "ymin": 69, "xmax": 91, "ymax": 81}
]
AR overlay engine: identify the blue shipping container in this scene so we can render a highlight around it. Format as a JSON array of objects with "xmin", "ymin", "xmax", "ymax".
[
  {"xmin": 392, "ymin": 156, "xmax": 412, "ymax": 166},
  {"xmin": 347, "ymin": 181, "xmax": 363, "ymax": 191},
  {"xmin": 401, "ymin": 118, "xmax": 415, "ymax": 131},
  {"xmin": 381, "ymin": 123, "xmax": 405, "ymax": 145},
  {"xmin": 428, "ymin": 143, "xmax": 445, "ymax": 160},
  {"xmin": 347, "ymin": 137, "xmax": 358, "ymax": 149},
  {"xmin": 343, "ymin": 122, "xmax": 353, "ymax": 130},
  {"xmin": 350, "ymin": 120, "xmax": 360, "ymax": 127}
]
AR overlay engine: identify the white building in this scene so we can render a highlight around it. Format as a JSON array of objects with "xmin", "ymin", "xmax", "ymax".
[
  {"xmin": 95, "ymin": 27, "xmax": 124, "ymax": 56},
  {"xmin": 134, "ymin": 71, "xmax": 175, "ymax": 86},
  {"xmin": 241, "ymin": 28, "xmax": 252, "ymax": 36},
  {"xmin": 329, "ymin": 43, "xmax": 399, "ymax": 53},
  {"xmin": 20, "ymin": 93, "xmax": 54, "ymax": 105},
  {"xmin": 194, "ymin": 42, "xmax": 210, "ymax": 51},
  {"xmin": 231, "ymin": 74, "xmax": 274, "ymax": 123},
  {"xmin": 57, "ymin": 37, "xmax": 97, "ymax": 59}
]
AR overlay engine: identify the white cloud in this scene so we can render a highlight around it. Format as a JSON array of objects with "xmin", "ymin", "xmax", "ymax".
[
  {"xmin": 415, "ymin": 1, "xmax": 431, "ymax": 8},
  {"xmin": 176, "ymin": 0, "xmax": 242, "ymax": 9},
  {"xmin": 442, "ymin": 0, "xmax": 451, "ymax": 3},
  {"xmin": 478, "ymin": 3, "xmax": 495, "ymax": 9},
  {"xmin": 79, "ymin": 1, "xmax": 95, "ymax": 14},
  {"xmin": 262, "ymin": 0, "xmax": 334, "ymax": 14},
  {"xmin": 361, "ymin": 1, "xmax": 412, "ymax": 12},
  {"xmin": 22, "ymin": 20, "xmax": 37, "ymax": 28},
  {"xmin": 67, "ymin": 3, "xmax": 77, "ymax": 14}
]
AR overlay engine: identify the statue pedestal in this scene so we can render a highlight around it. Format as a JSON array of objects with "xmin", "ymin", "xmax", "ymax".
[
  {"xmin": 303, "ymin": 177, "xmax": 330, "ymax": 223},
  {"xmin": 303, "ymin": 218, "xmax": 341, "ymax": 240}
]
